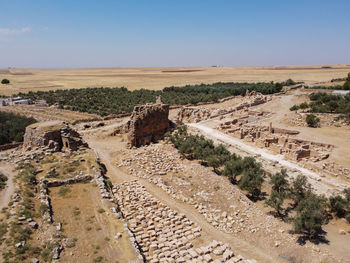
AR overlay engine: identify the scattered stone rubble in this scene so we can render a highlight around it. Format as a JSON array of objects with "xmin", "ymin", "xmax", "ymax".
[{"xmin": 112, "ymin": 180, "xmax": 255, "ymax": 263}]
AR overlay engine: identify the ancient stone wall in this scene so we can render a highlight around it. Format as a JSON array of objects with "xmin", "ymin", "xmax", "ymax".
[{"xmin": 128, "ymin": 103, "xmax": 170, "ymax": 147}]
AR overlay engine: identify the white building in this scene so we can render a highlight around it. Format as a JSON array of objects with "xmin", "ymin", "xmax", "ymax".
[{"xmin": 332, "ymin": 90, "xmax": 350, "ymax": 97}]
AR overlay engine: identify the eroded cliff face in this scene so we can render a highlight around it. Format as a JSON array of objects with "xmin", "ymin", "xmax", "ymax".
[
  {"xmin": 23, "ymin": 121, "xmax": 88, "ymax": 152},
  {"xmin": 127, "ymin": 103, "xmax": 170, "ymax": 147}
]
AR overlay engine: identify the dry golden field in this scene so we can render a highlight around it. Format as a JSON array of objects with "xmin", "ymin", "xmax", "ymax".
[{"xmin": 0, "ymin": 65, "xmax": 350, "ymax": 96}]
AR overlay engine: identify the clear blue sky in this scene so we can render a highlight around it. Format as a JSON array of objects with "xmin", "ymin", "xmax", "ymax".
[{"xmin": 0, "ymin": 0, "xmax": 349, "ymax": 68}]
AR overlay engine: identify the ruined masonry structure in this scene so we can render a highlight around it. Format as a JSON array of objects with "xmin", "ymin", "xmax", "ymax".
[
  {"xmin": 128, "ymin": 98, "xmax": 170, "ymax": 147},
  {"xmin": 23, "ymin": 121, "xmax": 88, "ymax": 152}
]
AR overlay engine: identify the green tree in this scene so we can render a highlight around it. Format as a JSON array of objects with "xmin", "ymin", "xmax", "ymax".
[
  {"xmin": 306, "ymin": 114, "xmax": 320, "ymax": 128},
  {"xmin": 265, "ymin": 191, "xmax": 286, "ymax": 217},
  {"xmin": 329, "ymin": 194, "xmax": 347, "ymax": 218},
  {"xmin": 293, "ymin": 192, "xmax": 328, "ymax": 239},
  {"xmin": 265, "ymin": 170, "xmax": 290, "ymax": 216},
  {"xmin": 239, "ymin": 169, "xmax": 264, "ymax": 199},
  {"xmin": 1, "ymin": 78, "xmax": 10, "ymax": 84},
  {"xmin": 290, "ymin": 175, "xmax": 312, "ymax": 207},
  {"xmin": 223, "ymin": 157, "xmax": 243, "ymax": 183},
  {"xmin": 270, "ymin": 169, "xmax": 289, "ymax": 193}
]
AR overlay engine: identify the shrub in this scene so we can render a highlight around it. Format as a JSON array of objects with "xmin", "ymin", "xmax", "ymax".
[
  {"xmin": 0, "ymin": 173, "xmax": 8, "ymax": 191},
  {"xmin": 299, "ymin": 102, "xmax": 309, "ymax": 109},
  {"xmin": 329, "ymin": 188, "xmax": 350, "ymax": 221},
  {"xmin": 329, "ymin": 195, "xmax": 347, "ymax": 218},
  {"xmin": 1, "ymin": 79, "xmax": 10, "ymax": 84},
  {"xmin": 58, "ymin": 186, "xmax": 71, "ymax": 197},
  {"xmin": 306, "ymin": 114, "xmax": 320, "ymax": 128},
  {"xmin": 39, "ymin": 204, "xmax": 49, "ymax": 215},
  {"xmin": 290, "ymin": 105, "xmax": 299, "ymax": 111}
]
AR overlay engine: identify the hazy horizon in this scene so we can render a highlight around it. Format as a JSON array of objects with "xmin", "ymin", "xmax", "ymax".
[{"xmin": 1, "ymin": 0, "xmax": 349, "ymax": 68}]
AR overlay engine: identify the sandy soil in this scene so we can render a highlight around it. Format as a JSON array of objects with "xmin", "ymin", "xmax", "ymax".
[{"xmin": 1, "ymin": 65, "xmax": 349, "ymax": 96}]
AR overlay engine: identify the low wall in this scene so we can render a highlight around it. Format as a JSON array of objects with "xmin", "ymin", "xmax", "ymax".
[{"xmin": 0, "ymin": 142, "xmax": 23, "ymax": 152}]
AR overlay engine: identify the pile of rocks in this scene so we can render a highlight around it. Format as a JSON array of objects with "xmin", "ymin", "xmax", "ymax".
[
  {"xmin": 112, "ymin": 180, "xmax": 254, "ymax": 263},
  {"xmin": 44, "ymin": 174, "xmax": 93, "ymax": 187},
  {"xmin": 39, "ymin": 178, "xmax": 53, "ymax": 223},
  {"xmin": 119, "ymin": 146, "xmax": 184, "ymax": 176}
]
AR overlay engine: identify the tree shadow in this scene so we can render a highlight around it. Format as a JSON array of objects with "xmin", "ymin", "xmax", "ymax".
[
  {"xmin": 291, "ymin": 229, "xmax": 330, "ymax": 246},
  {"xmin": 248, "ymin": 191, "xmax": 268, "ymax": 202}
]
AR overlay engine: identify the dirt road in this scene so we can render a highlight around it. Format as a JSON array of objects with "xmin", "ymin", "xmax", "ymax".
[{"xmin": 0, "ymin": 163, "xmax": 16, "ymax": 211}]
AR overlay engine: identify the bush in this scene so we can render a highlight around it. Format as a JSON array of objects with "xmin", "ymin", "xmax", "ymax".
[
  {"xmin": 97, "ymin": 208, "xmax": 105, "ymax": 213},
  {"xmin": 1, "ymin": 79, "xmax": 10, "ymax": 84},
  {"xmin": 290, "ymin": 105, "xmax": 299, "ymax": 111},
  {"xmin": 329, "ymin": 188, "xmax": 350, "ymax": 221},
  {"xmin": 58, "ymin": 186, "xmax": 71, "ymax": 197},
  {"xmin": 306, "ymin": 114, "xmax": 320, "ymax": 128},
  {"xmin": 329, "ymin": 195, "xmax": 347, "ymax": 218},
  {"xmin": 0, "ymin": 173, "xmax": 8, "ymax": 191}
]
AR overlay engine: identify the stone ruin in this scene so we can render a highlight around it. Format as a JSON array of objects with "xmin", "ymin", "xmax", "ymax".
[
  {"xmin": 111, "ymin": 97, "xmax": 171, "ymax": 147},
  {"xmin": 23, "ymin": 121, "xmax": 88, "ymax": 152},
  {"xmin": 176, "ymin": 91, "xmax": 271, "ymax": 123},
  {"xmin": 128, "ymin": 102, "xmax": 170, "ymax": 147},
  {"xmin": 219, "ymin": 121, "xmax": 333, "ymax": 162}
]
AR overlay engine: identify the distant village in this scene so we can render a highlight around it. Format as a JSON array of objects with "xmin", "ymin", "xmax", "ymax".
[{"xmin": 0, "ymin": 96, "xmax": 33, "ymax": 106}]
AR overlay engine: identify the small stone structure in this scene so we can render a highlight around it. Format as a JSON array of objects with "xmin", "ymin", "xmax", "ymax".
[
  {"xmin": 23, "ymin": 121, "xmax": 88, "ymax": 152},
  {"xmin": 127, "ymin": 100, "xmax": 170, "ymax": 147}
]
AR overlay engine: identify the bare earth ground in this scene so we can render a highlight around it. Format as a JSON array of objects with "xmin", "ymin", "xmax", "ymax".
[{"xmin": 1, "ymin": 65, "xmax": 350, "ymax": 95}]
